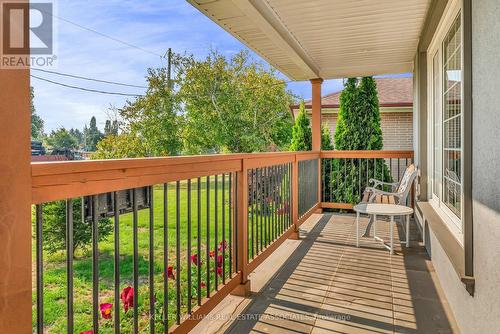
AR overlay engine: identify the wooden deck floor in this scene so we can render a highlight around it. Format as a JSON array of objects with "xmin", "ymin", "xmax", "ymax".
[{"xmin": 219, "ymin": 213, "xmax": 459, "ymax": 334}]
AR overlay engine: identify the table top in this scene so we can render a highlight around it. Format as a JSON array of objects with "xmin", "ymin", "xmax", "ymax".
[{"xmin": 353, "ymin": 203, "xmax": 414, "ymax": 216}]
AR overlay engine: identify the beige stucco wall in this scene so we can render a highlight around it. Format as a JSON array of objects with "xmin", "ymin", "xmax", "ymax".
[
  {"xmin": 414, "ymin": 1, "xmax": 500, "ymax": 333},
  {"xmin": 320, "ymin": 111, "xmax": 413, "ymax": 150}
]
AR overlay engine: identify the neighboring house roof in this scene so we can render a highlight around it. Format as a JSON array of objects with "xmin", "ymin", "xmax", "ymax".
[{"xmin": 292, "ymin": 77, "xmax": 413, "ymax": 111}]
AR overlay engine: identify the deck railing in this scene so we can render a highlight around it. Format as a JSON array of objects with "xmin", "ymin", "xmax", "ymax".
[{"xmin": 30, "ymin": 150, "xmax": 412, "ymax": 333}]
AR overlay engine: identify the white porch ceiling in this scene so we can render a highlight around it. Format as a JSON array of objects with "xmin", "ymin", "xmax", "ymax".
[{"xmin": 188, "ymin": 0, "xmax": 432, "ymax": 81}]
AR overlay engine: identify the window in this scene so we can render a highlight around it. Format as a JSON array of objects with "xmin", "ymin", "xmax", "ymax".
[
  {"xmin": 442, "ymin": 15, "xmax": 462, "ymax": 219},
  {"xmin": 428, "ymin": 1, "xmax": 463, "ymax": 238}
]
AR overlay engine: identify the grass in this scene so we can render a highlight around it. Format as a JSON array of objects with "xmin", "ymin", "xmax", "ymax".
[{"xmin": 33, "ymin": 177, "xmax": 292, "ymax": 333}]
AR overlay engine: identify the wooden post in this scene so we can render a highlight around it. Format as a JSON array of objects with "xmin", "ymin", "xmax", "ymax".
[
  {"xmin": 310, "ymin": 78, "xmax": 323, "ymax": 152},
  {"xmin": 290, "ymin": 156, "xmax": 300, "ymax": 239},
  {"xmin": 0, "ymin": 1, "xmax": 32, "ymax": 330},
  {"xmin": 231, "ymin": 159, "xmax": 250, "ymax": 296},
  {"xmin": 311, "ymin": 79, "xmax": 324, "ymax": 213}
]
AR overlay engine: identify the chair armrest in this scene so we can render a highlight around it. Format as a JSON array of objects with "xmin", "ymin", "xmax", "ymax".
[{"xmin": 368, "ymin": 178, "xmax": 399, "ymax": 189}]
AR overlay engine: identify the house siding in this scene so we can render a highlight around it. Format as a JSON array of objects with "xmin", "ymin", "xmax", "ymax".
[
  {"xmin": 413, "ymin": 1, "xmax": 500, "ymax": 334},
  {"xmin": 320, "ymin": 112, "xmax": 413, "ymax": 150}
]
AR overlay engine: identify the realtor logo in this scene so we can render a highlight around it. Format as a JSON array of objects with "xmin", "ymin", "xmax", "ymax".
[{"xmin": 1, "ymin": 1, "xmax": 56, "ymax": 68}]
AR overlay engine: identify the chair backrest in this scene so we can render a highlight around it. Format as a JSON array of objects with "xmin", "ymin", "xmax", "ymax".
[{"xmin": 395, "ymin": 164, "xmax": 418, "ymax": 203}]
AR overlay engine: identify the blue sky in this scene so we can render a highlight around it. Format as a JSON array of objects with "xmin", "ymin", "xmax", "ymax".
[{"xmin": 31, "ymin": 0, "xmax": 407, "ymax": 132}]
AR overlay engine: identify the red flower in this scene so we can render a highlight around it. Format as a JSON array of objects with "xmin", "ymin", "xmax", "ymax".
[
  {"xmin": 217, "ymin": 255, "xmax": 223, "ymax": 268},
  {"xmin": 167, "ymin": 266, "xmax": 176, "ymax": 280},
  {"xmin": 120, "ymin": 286, "xmax": 134, "ymax": 313},
  {"xmin": 100, "ymin": 303, "xmax": 112, "ymax": 320},
  {"xmin": 80, "ymin": 331, "xmax": 93, "ymax": 334},
  {"xmin": 209, "ymin": 250, "xmax": 215, "ymax": 258},
  {"xmin": 190, "ymin": 254, "xmax": 201, "ymax": 266},
  {"xmin": 217, "ymin": 266, "xmax": 223, "ymax": 277},
  {"xmin": 218, "ymin": 240, "xmax": 228, "ymax": 252},
  {"xmin": 201, "ymin": 282, "xmax": 206, "ymax": 288}
]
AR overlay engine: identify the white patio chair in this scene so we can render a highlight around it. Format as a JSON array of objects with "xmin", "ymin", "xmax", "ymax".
[{"xmin": 361, "ymin": 163, "xmax": 418, "ymax": 237}]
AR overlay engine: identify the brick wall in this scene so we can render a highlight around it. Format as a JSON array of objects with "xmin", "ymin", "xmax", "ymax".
[{"xmin": 319, "ymin": 112, "xmax": 413, "ymax": 150}]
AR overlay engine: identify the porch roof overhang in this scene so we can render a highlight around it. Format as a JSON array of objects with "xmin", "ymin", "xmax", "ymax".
[{"xmin": 188, "ymin": 0, "xmax": 432, "ymax": 81}]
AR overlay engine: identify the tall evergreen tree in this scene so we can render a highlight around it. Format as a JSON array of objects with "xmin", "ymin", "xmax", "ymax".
[
  {"xmin": 331, "ymin": 77, "xmax": 391, "ymax": 204},
  {"xmin": 104, "ymin": 119, "xmax": 118, "ymax": 136},
  {"xmin": 84, "ymin": 116, "xmax": 104, "ymax": 151},
  {"xmin": 290, "ymin": 102, "xmax": 312, "ymax": 151},
  {"xmin": 321, "ymin": 123, "xmax": 334, "ymax": 150},
  {"xmin": 30, "ymin": 87, "xmax": 44, "ymax": 139}
]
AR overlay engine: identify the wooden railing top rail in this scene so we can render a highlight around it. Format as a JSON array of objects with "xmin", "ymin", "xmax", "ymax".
[
  {"xmin": 31, "ymin": 151, "xmax": 319, "ymax": 204},
  {"xmin": 320, "ymin": 150, "xmax": 414, "ymax": 159},
  {"xmin": 31, "ymin": 150, "xmax": 412, "ymax": 204}
]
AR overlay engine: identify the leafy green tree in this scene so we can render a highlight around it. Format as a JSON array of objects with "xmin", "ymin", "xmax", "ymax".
[
  {"xmin": 69, "ymin": 128, "xmax": 84, "ymax": 149},
  {"xmin": 45, "ymin": 128, "xmax": 78, "ymax": 150},
  {"xmin": 118, "ymin": 67, "xmax": 183, "ymax": 156},
  {"xmin": 179, "ymin": 50, "xmax": 294, "ymax": 153},
  {"xmin": 331, "ymin": 77, "xmax": 391, "ymax": 204},
  {"xmin": 289, "ymin": 102, "xmax": 312, "ymax": 151},
  {"xmin": 92, "ymin": 133, "xmax": 148, "ymax": 159},
  {"xmin": 40, "ymin": 198, "xmax": 112, "ymax": 257},
  {"xmin": 30, "ymin": 87, "xmax": 44, "ymax": 139}
]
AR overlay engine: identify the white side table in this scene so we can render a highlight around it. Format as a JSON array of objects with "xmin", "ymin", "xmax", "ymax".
[{"xmin": 353, "ymin": 203, "xmax": 413, "ymax": 254}]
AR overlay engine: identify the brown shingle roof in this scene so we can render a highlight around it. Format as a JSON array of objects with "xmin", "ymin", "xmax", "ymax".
[{"xmin": 294, "ymin": 77, "xmax": 413, "ymax": 109}]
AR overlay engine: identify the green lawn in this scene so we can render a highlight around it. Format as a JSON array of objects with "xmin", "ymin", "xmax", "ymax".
[
  {"xmin": 34, "ymin": 178, "xmax": 235, "ymax": 333},
  {"xmin": 33, "ymin": 176, "xmax": 291, "ymax": 333}
]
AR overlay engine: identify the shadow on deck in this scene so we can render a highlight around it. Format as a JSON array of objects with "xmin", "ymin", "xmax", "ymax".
[{"xmin": 223, "ymin": 213, "xmax": 459, "ymax": 334}]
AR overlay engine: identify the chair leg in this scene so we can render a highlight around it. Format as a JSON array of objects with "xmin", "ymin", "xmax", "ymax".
[{"xmin": 362, "ymin": 215, "xmax": 373, "ymax": 237}]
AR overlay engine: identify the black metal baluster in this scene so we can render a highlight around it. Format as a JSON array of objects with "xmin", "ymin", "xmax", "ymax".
[
  {"xmin": 268, "ymin": 167, "xmax": 272, "ymax": 244},
  {"xmin": 234, "ymin": 173, "xmax": 238, "ymax": 272},
  {"xmin": 358, "ymin": 158, "xmax": 361, "ymax": 200},
  {"xmin": 269, "ymin": 166, "xmax": 273, "ymax": 242},
  {"xmin": 91, "ymin": 196, "xmax": 100, "ymax": 333},
  {"xmin": 132, "ymin": 190, "xmax": 139, "ymax": 334},
  {"xmin": 258, "ymin": 168, "xmax": 262, "ymax": 253},
  {"xmin": 270, "ymin": 166, "xmax": 274, "ymax": 241},
  {"xmin": 67, "ymin": 199, "xmax": 74, "ymax": 334},
  {"xmin": 36, "ymin": 204, "xmax": 44, "ymax": 334},
  {"xmin": 330, "ymin": 159, "xmax": 333, "ymax": 203},
  {"xmin": 35, "ymin": 204, "xmax": 44, "ymax": 334},
  {"xmin": 322, "ymin": 159, "xmax": 325, "ymax": 202},
  {"xmin": 149, "ymin": 187, "xmax": 155, "ymax": 333},
  {"xmin": 222, "ymin": 173, "xmax": 226, "ymax": 284},
  {"xmin": 266, "ymin": 167, "xmax": 270, "ymax": 246},
  {"xmin": 214, "ymin": 175, "xmax": 219, "ymax": 290},
  {"xmin": 206, "ymin": 176, "xmax": 210, "ymax": 297},
  {"xmin": 280, "ymin": 165, "xmax": 284, "ymax": 235},
  {"xmin": 390, "ymin": 158, "xmax": 393, "ymax": 183},
  {"xmin": 398, "ymin": 158, "xmax": 401, "ymax": 181},
  {"xmin": 250, "ymin": 169, "xmax": 255, "ymax": 259},
  {"xmin": 113, "ymin": 192, "xmax": 120, "ymax": 334},
  {"xmin": 336, "ymin": 159, "xmax": 340, "ymax": 201},
  {"xmin": 175, "ymin": 182, "xmax": 181, "ymax": 325},
  {"xmin": 273, "ymin": 166, "xmax": 277, "ymax": 241},
  {"xmin": 163, "ymin": 184, "xmax": 169, "ymax": 332},
  {"xmin": 288, "ymin": 163, "xmax": 292, "ymax": 227},
  {"xmin": 187, "ymin": 180, "xmax": 192, "ymax": 314},
  {"xmin": 228, "ymin": 173, "xmax": 233, "ymax": 275},
  {"xmin": 197, "ymin": 178, "xmax": 202, "ymax": 306},
  {"xmin": 366, "ymin": 159, "xmax": 369, "ymax": 191}
]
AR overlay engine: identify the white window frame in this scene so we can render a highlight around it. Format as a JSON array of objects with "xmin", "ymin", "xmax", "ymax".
[{"xmin": 426, "ymin": 0, "xmax": 464, "ymax": 243}]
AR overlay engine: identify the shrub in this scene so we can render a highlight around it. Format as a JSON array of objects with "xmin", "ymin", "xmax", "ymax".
[{"xmin": 40, "ymin": 198, "xmax": 113, "ymax": 257}]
